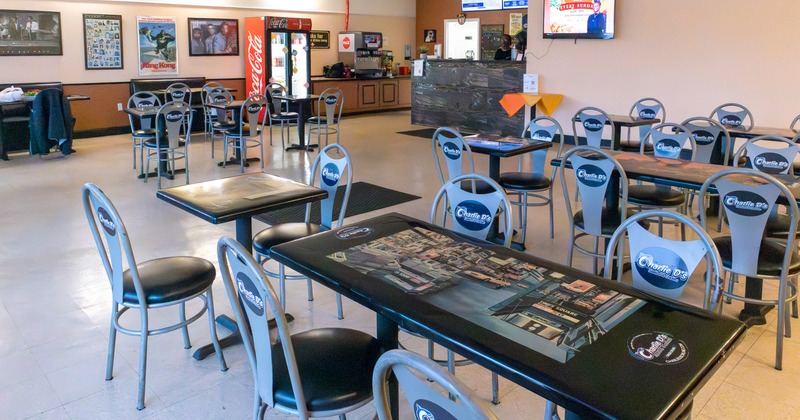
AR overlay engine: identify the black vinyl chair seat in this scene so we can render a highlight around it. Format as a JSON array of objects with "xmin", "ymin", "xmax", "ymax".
[
  {"xmin": 252, "ymin": 223, "xmax": 322, "ymax": 257},
  {"xmin": 627, "ymin": 184, "xmax": 686, "ymax": 207},
  {"xmin": 574, "ymin": 207, "xmax": 645, "ymax": 236},
  {"xmin": 272, "ymin": 112, "xmax": 299, "ymax": 121},
  {"xmin": 498, "ymin": 172, "xmax": 551, "ymax": 190},
  {"xmin": 307, "ymin": 116, "xmax": 340, "ymax": 124},
  {"xmin": 271, "ymin": 328, "xmax": 381, "ymax": 412},
  {"xmin": 619, "ymin": 141, "xmax": 654, "ymax": 153},
  {"xmin": 714, "ymin": 236, "xmax": 800, "ymax": 277},
  {"xmin": 143, "ymin": 138, "xmax": 186, "ymax": 149},
  {"xmin": 121, "ymin": 256, "xmax": 216, "ymax": 305},
  {"xmin": 211, "ymin": 121, "xmax": 236, "ymax": 129},
  {"xmin": 224, "ymin": 125, "xmax": 262, "ymax": 136},
  {"xmin": 132, "ymin": 128, "xmax": 156, "ymax": 138},
  {"xmin": 459, "ymin": 179, "xmax": 495, "ymax": 195},
  {"xmin": 765, "ymin": 212, "xmax": 800, "ymax": 238}
]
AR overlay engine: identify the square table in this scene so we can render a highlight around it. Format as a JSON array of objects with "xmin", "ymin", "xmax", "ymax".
[
  {"xmin": 270, "ymin": 212, "xmax": 746, "ymax": 419},
  {"xmin": 157, "ymin": 172, "xmax": 328, "ymax": 359},
  {"xmin": 463, "ymin": 133, "xmax": 553, "ymax": 180},
  {"xmin": 207, "ymin": 99, "xmax": 263, "ymax": 167},
  {"xmin": 573, "ymin": 113, "xmax": 660, "ymax": 150},
  {"xmin": 272, "ymin": 94, "xmax": 320, "ymax": 151},
  {"xmin": 124, "ymin": 105, "xmax": 186, "ymax": 180}
]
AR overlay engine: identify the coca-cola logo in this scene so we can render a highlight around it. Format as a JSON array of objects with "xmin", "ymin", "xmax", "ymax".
[
  {"xmin": 454, "ymin": 200, "xmax": 493, "ymax": 231},
  {"xmin": 342, "ymin": 36, "xmax": 351, "ymax": 50},
  {"xmin": 442, "ymin": 141, "xmax": 461, "ymax": 160},
  {"xmin": 321, "ymin": 163, "xmax": 341, "ymax": 186},
  {"xmin": 166, "ymin": 110, "xmax": 183, "ymax": 122},
  {"xmin": 247, "ymin": 31, "xmax": 264, "ymax": 97},
  {"xmin": 635, "ymin": 247, "xmax": 689, "ymax": 290},
  {"xmin": 638, "ymin": 108, "xmax": 656, "ymax": 119},
  {"xmin": 531, "ymin": 129, "xmax": 552, "ymax": 141},
  {"xmin": 655, "ymin": 139, "xmax": 682, "ymax": 158},
  {"xmin": 97, "ymin": 207, "xmax": 116, "ymax": 236},
  {"xmin": 583, "ymin": 118, "xmax": 603, "ymax": 131},
  {"xmin": 724, "ymin": 191, "xmax": 769, "ymax": 216},
  {"xmin": 692, "ymin": 130, "xmax": 715, "ymax": 145},
  {"xmin": 753, "ymin": 153, "xmax": 789, "ymax": 174},
  {"xmin": 576, "ymin": 164, "xmax": 607, "ymax": 187},
  {"xmin": 268, "ymin": 17, "xmax": 288, "ymax": 29}
]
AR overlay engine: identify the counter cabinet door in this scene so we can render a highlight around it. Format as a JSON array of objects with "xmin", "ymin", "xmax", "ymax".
[{"xmin": 379, "ymin": 80, "xmax": 399, "ymax": 107}]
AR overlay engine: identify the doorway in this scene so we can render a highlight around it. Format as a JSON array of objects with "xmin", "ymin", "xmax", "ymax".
[{"xmin": 444, "ymin": 18, "xmax": 480, "ymax": 60}]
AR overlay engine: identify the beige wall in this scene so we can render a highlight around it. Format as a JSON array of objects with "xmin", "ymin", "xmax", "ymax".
[{"xmin": 0, "ymin": 0, "xmax": 416, "ymax": 83}]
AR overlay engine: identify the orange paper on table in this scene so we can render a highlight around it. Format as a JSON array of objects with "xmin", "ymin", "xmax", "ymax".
[{"xmin": 499, "ymin": 93, "xmax": 564, "ymax": 117}]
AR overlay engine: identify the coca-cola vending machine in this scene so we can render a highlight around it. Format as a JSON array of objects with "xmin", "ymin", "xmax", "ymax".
[{"xmin": 245, "ymin": 16, "xmax": 312, "ymax": 100}]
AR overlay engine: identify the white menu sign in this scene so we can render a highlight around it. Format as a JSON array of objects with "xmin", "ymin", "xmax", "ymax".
[{"xmin": 462, "ymin": 0, "xmax": 503, "ymax": 12}]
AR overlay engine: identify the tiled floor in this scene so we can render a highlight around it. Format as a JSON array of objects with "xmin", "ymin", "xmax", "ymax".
[{"xmin": 0, "ymin": 110, "xmax": 798, "ymax": 419}]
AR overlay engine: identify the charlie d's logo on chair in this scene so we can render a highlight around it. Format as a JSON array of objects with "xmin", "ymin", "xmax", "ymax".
[
  {"xmin": 321, "ymin": 163, "xmax": 341, "ymax": 186},
  {"xmin": 634, "ymin": 247, "xmax": 689, "ymax": 290},
  {"xmin": 441, "ymin": 141, "xmax": 461, "ymax": 160},
  {"xmin": 724, "ymin": 191, "xmax": 769, "ymax": 217},
  {"xmin": 583, "ymin": 118, "xmax": 604, "ymax": 131},
  {"xmin": 753, "ymin": 153, "xmax": 790, "ymax": 174},
  {"xmin": 236, "ymin": 272, "xmax": 264, "ymax": 316},
  {"xmin": 97, "ymin": 208, "xmax": 117, "ymax": 236},
  {"xmin": 414, "ymin": 400, "xmax": 457, "ymax": 420},
  {"xmin": 454, "ymin": 200, "xmax": 493, "ymax": 231},
  {"xmin": 576, "ymin": 164, "xmax": 608, "ymax": 187}
]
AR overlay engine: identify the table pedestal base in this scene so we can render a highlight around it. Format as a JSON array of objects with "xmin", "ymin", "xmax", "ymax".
[
  {"xmin": 285, "ymin": 143, "xmax": 318, "ymax": 152},
  {"xmin": 193, "ymin": 313, "xmax": 295, "ymax": 360},
  {"xmin": 137, "ymin": 168, "xmax": 185, "ymax": 180},
  {"xmin": 738, "ymin": 277, "xmax": 772, "ymax": 327},
  {"xmin": 217, "ymin": 157, "xmax": 260, "ymax": 167}
]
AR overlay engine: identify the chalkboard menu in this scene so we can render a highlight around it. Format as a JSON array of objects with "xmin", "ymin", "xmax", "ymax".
[
  {"xmin": 309, "ymin": 31, "xmax": 329, "ymax": 49},
  {"xmin": 481, "ymin": 24, "xmax": 505, "ymax": 60}
]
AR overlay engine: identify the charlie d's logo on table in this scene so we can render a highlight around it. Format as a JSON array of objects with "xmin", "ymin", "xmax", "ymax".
[
  {"xmin": 576, "ymin": 164, "xmax": 607, "ymax": 187},
  {"xmin": 628, "ymin": 331, "xmax": 688, "ymax": 365},
  {"xmin": 454, "ymin": 200, "xmax": 492, "ymax": 231},
  {"xmin": 635, "ymin": 247, "xmax": 689, "ymax": 290},
  {"xmin": 723, "ymin": 190, "xmax": 769, "ymax": 217}
]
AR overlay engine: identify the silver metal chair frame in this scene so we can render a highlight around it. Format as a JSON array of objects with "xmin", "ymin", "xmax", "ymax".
[
  {"xmin": 127, "ymin": 91, "xmax": 161, "ymax": 174},
  {"xmin": 223, "ymin": 94, "xmax": 267, "ymax": 173},
  {"xmin": 623, "ymin": 97, "xmax": 666, "ymax": 149},
  {"xmin": 307, "ymin": 87, "xmax": 343, "ymax": 147},
  {"xmin": 265, "ymin": 83, "xmax": 299, "ymax": 147},
  {"xmin": 571, "ymin": 106, "xmax": 615, "ymax": 149},
  {"xmin": 143, "ymin": 101, "xmax": 192, "ymax": 188},
  {"xmin": 709, "ymin": 102, "xmax": 754, "ymax": 131},
  {"xmin": 205, "ymin": 87, "xmax": 234, "ymax": 158}
]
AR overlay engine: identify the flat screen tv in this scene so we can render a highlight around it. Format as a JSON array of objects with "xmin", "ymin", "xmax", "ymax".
[
  {"xmin": 462, "ymin": 1, "xmax": 503, "ymax": 12},
  {"xmin": 543, "ymin": 0, "xmax": 615, "ymax": 39},
  {"xmin": 503, "ymin": 0, "xmax": 528, "ymax": 10}
]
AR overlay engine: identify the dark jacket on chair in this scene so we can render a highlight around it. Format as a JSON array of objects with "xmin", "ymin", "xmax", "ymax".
[{"xmin": 29, "ymin": 89, "xmax": 74, "ymax": 156}]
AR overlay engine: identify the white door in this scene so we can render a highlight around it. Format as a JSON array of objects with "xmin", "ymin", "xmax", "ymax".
[{"xmin": 444, "ymin": 18, "xmax": 480, "ymax": 60}]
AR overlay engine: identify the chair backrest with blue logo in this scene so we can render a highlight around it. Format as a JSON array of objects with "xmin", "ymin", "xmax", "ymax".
[
  {"xmin": 156, "ymin": 101, "xmax": 192, "ymax": 148},
  {"xmin": 317, "ymin": 87, "xmax": 343, "ymax": 125},
  {"xmin": 640, "ymin": 123, "xmax": 696, "ymax": 160},
  {"xmin": 700, "ymin": 169, "xmax": 797, "ymax": 278},
  {"xmin": 733, "ymin": 135, "xmax": 799, "ymax": 176},
  {"xmin": 520, "ymin": 116, "xmax": 564, "ymax": 176},
  {"xmin": 127, "ymin": 92, "xmax": 161, "ymax": 131},
  {"xmin": 629, "ymin": 97, "xmax": 665, "ymax": 141},
  {"xmin": 165, "ymin": 82, "xmax": 192, "ymax": 106},
  {"xmin": 560, "ymin": 146, "xmax": 628, "ymax": 237},
  {"xmin": 308, "ymin": 144, "xmax": 352, "ymax": 230},
  {"xmin": 430, "ymin": 173, "xmax": 512, "ymax": 247},
  {"xmin": 572, "ymin": 106, "xmax": 614, "ymax": 148},
  {"xmin": 681, "ymin": 117, "xmax": 731, "ymax": 165},
  {"xmin": 237, "ymin": 94, "xmax": 266, "ymax": 138},
  {"xmin": 201, "ymin": 81, "xmax": 225, "ymax": 104},
  {"xmin": 206, "ymin": 89, "xmax": 233, "ymax": 122},
  {"xmin": 605, "ymin": 210, "xmax": 723, "ymax": 307},
  {"xmin": 710, "ymin": 103, "xmax": 753, "ymax": 131},
  {"xmin": 264, "ymin": 82, "xmax": 287, "ymax": 115},
  {"xmin": 82, "ymin": 183, "xmax": 141, "ymax": 306},
  {"xmin": 432, "ymin": 127, "xmax": 476, "ymax": 185},
  {"xmin": 373, "ymin": 349, "xmax": 499, "ymax": 420},
  {"xmin": 217, "ymin": 237, "xmax": 308, "ymax": 418}
]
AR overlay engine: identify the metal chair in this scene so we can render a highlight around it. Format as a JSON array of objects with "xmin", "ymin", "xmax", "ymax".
[
  {"xmin": 165, "ymin": 82, "xmax": 193, "ymax": 133},
  {"xmin": 82, "ymin": 183, "xmax": 227, "ymax": 410},
  {"xmin": 265, "ymin": 83, "xmax": 299, "ymax": 147},
  {"xmin": 373, "ymin": 349, "xmax": 499, "ymax": 420},
  {"xmin": 307, "ymin": 87, "xmax": 343, "ymax": 147},
  {"xmin": 143, "ymin": 101, "xmax": 192, "ymax": 188},
  {"xmin": 205, "ymin": 87, "xmax": 235, "ymax": 158},
  {"xmin": 252, "ymin": 144, "xmax": 352, "ymax": 319},
  {"xmin": 791, "ymin": 114, "xmax": 800, "ymax": 134},
  {"xmin": 432, "ymin": 127, "xmax": 493, "ymax": 196},
  {"xmin": 200, "ymin": 81, "xmax": 226, "ymax": 135},
  {"xmin": 572, "ymin": 106, "xmax": 615, "ymax": 148},
  {"xmin": 626, "ymin": 123, "xmax": 696, "ymax": 237},
  {"xmin": 223, "ymin": 94, "xmax": 266, "ymax": 173},
  {"xmin": 218, "ymin": 237, "xmax": 380, "ymax": 420},
  {"xmin": 620, "ymin": 97, "xmax": 666, "ymax": 152},
  {"xmin": 427, "ymin": 172, "xmax": 513, "ymax": 405},
  {"xmin": 498, "ymin": 116, "xmax": 564, "ymax": 239},
  {"xmin": 559, "ymin": 146, "xmax": 634, "ymax": 275},
  {"xmin": 699, "ymin": 168, "xmax": 799, "ymax": 370},
  {"xmin": 126, "ymin": 91, "xmax": 161, "ymax": 175},
  {"xmin": 710, "ymin": 102, "xmax": 754, "ymax": 131}
]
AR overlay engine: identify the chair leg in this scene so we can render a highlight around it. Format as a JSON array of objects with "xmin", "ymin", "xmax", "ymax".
[
  {"xmin": 491, "ymin": 372, "xmax": 500, "ymax": 404},
  {"xmin": 306, "ymin": 279, "xmax": 314, "ymax": 301},
  {"xmin": 336, "ymin": 293, "xmax": 344, "ymax": 320},
  {"xmin": 144, "ymin": 150, "xmax": 151, "ymax": 183},
  {"xmin": 222, "ymin": 135, "xmax": 228, "ymax": 167},
  {"xmin": 548, "ymin": 188, "xmax": 555, "ymax": 239},
  {"xmin": 260, "ymin": 137, "xmax": 265, "ymax": 169},
  {"xmin": 544, "ymin": 401, "xmax": 559, "ymax": 420},
  {"xmin": 206, "ymin": 289, "xmax": 228, "ymax": 371},
  {"xmin": 279, "ymin": 263, "xmax": 286, "ymax": 310},
  {"xmin": 240, "ymin": 138, "xmax": 246, "ymax": 174},
  {"xmin": 137, "ymin": 310, "xmax": 149, "ymax": 410},
  {"xmin": 106, "ymin": 304, "xmax": 118, "ymax": 381},
  {"xmin": 179, "ymin": 302, "xmax": 191, "ymax": 349}
]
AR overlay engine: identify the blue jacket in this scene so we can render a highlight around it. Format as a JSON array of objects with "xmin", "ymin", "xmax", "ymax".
[
  {"xmin": 29, "ymin": 89, "xmax": 73, "ymax": 155},
  {"xmin": 587, "ymin": 13, "xmax": 606, "ymax": 35}
]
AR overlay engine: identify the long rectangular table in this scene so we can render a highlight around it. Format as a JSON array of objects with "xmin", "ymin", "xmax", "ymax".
[
  {"xmin": 271, "ymin": 212, "xmax": 746, "ymax": 419},
  {"xmin": 157, "ymin": 172, "xmax": 327, "ymax": 359}
]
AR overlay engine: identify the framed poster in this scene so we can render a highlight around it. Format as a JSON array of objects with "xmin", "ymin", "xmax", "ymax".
[
  {"xmin": 423, "ymin": 29, "xmax": 436, "ymax": 43},
  {"xmin": 0, "ymin": 10, "xmax": 62, "ymax": 56},
  {"xmin": 187, "ymin": 17, "xmax": 238, "ymax": 56},
  {"xmin": 481, "ymin": 24, "xmax": 504, "ymax": 61},
  {"xmin": 309, "ymin": 30, "xmax": 329, "ymax": 49},
  {"xmin": 83, "ymin": 14, "xmax": 122, "ymax": 70},
  {"xmin": 137, "ymin": 16, "xmax": 178, "ymax": 75}
]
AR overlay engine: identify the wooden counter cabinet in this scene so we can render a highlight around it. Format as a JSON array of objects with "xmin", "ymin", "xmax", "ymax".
[{"xmin": 310, "ymin": 77, "xmax": 410, "ymax": 115}]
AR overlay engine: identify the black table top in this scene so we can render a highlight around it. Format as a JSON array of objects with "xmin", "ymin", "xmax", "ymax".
[
  {"xmin": 207, "ymin": 100, "xmax": 246, "ymax": 111},
  {"xmin": 464, "ymin": 134, "xmax": 553, "ymax": 158},
  {"xmin": 124, "ymin": 106, "xmax": 160, "ymax": 118},
  {"xmin": 574, "ymin": 113, "xmax": 660, "ymax": 128},
  {"xmin": 0, "ymin": 94, "xmax": 90, "ymax": 108},
  {"xmin": 273, "ymin": 94, "xmax": 320, "ymax": 102},
  {"xmin": 270, "ymin": 212, "xmax": 746, "ymax": 419},
  {"xmin": 156, "ymin": 172, "xmax": 327, "ymax": 224}
]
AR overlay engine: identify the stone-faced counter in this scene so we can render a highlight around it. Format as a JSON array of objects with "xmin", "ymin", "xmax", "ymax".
[{"xmin": 412, "ymin": 59, "xmax": 525, "ymax": 136}]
